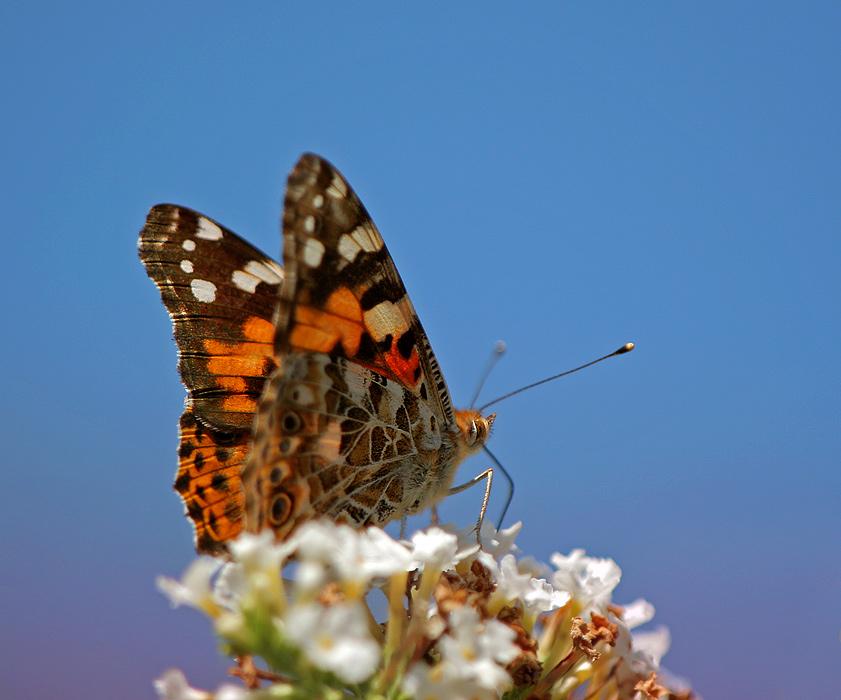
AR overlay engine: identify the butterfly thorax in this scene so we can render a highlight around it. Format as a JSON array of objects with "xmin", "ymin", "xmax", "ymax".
[{"xmin": 398, "ymin": 408, "xmax": 496, "ymax": 517}]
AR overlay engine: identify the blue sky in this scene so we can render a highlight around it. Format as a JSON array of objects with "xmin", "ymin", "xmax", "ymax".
[{"xmin": 2, "ymin": 3, "xmax": 839, "ymax": 699}]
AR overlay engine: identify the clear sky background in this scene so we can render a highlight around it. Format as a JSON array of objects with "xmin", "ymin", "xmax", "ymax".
[{"xmin": 2, "ymin": 3, "xmax": 838, "ymax": 699}]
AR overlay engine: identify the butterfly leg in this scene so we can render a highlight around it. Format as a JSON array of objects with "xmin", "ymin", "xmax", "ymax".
[
  {"xmin": 400, "ymin": 516, "xmax": 408, "ymax": 539},
  {"xmin": 447, "ymin": 468, "xmax": 493, "ymax": 546}
]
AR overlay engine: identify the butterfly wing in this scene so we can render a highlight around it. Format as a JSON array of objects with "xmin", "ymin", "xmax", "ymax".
[
  {"xmin": 279, "ymin": 154, "xmax": 457, "ymax": 425},
  {"xmin": 242, "ymin": 154, "xmax": 463, "ymax": 538},
  {"xmin": 244, "ymin": 352, "xmax": 451, "ymax": 536},
  {"xmin": 138, "ymin": 205, "xmax": 284, "ymax": 553}
]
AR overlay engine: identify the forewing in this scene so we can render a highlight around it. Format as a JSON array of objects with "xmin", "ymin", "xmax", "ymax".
[{"xmin": 278, "ymin": 153, "xmax": 457, "ymax": 428}]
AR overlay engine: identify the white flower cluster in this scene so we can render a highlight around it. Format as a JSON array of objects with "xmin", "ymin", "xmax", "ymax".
[{"xmin": 155, "ymin": 521, "xmax": 695, "ymax": 700}]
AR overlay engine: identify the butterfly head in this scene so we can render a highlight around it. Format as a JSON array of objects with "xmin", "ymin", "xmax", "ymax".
[{"xmin": 455, "ymin": 409, "xmax": 496, "ymax": 456}]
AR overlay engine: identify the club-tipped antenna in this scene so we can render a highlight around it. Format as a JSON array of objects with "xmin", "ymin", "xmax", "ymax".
[
  {"xmin": 469, "ymin": 340, "xmax": 507, "ymax": 408},
  {"xmin": 477, "ymin": 343, "xmax": 634, "ymax": 412},
  {"xmin": 483, "ymin": 446, "xmax": 514, "ymax": 528}
]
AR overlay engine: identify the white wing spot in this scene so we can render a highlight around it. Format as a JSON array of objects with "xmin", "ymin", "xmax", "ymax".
[
  {"xmin": 191, "ymin": 278, "xmax": 217, "ymax": 303},
  {"xmin": 351, "ymin": 223, "xmax": 382, "ymax": 253},
  {"xmin": 303, "ymin": 216, "xmax": 315, "ymax": 233},
  {"xmin": 338, "ymin": 233, "xmax": 362, "ymax": 262},
  {"xmin": 195, "ymin": 218, "xmax": 224, "ymax": 241},
  {"xmin": 364, "ymin": 300, "xmax": 409, "ymax": 342},
  {"xmin": 180, "ymin": 260, "xmax": 194, "ymax": 273},
  {"xmin": 245, "ymin": 259, "xmax": 283, "ymax": 283},
  {"xmin": 302, "ymin": 237, "xmax": 325, "ymax": 267},
  {"xmin": 231, "ymin": 270, "xmax": 259, "ymax": 293},
  {"xmin": 182, "ymin": 239, "xmax": 196, "ymax": 251},
  {"xmin": 326, "ymin": 175, "xmax": 348, "ymax": 199},
  {"xmin": 231, "ymin": 260, "xmax": 284, "ymax": 293},
  {"xmin": 312, "ymin": 194, "xmax": 324, "ymax": 209}
]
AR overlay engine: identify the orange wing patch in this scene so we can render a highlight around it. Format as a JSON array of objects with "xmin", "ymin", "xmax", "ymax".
[
  {"xmin": 289, "ymin": 287, "xmax": 423, "ymax": 391},
  {"xmin": 290, "ymin": 287, "xmax": 364, "ymax": 354},
  {"xmin": 174, "ymin": 409, "xmax": 248, "ymax": 554},
  {"xmin": 202, "ymin": 317, "xmax": 276, "ymax": 415},
  {"xmin": 382, "ymin": 341, "xmax": 421, "ymax": 388}
]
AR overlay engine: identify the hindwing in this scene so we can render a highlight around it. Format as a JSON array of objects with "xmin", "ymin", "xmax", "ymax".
[{"xmin": 242, "ymin": 352, "xmax": 451, "ymax": 538}]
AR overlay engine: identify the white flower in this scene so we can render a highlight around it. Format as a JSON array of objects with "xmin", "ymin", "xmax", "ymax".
[
  {"xmin": 290, "ymin": 520, "xmax": 361, "ymax": 594},
  {"xmin": 293, "ymin": 519, "xmax": 355, "ymax": 561},
  {"xmin": 479, "ymin": 552, "xmax": 569, "ymax": 622},
  {"xmin": 355, "ymin": 526, "xmax": 414, "ymax": 580},
  {"xmin": 283, "ymin": 600, "xmax": 381, "ymax": 683},
  {"xmin": 612, "ymin": 607, "xmax": 671, "ymax": 678},
  {"xmin": 213, "ymin": 562, "xmax": 245, "ymax": 607},
  {"xmin": 476, "ymin": 618, "xmax": 520, "ymax": 665},
  {"xmin": 153, "ymin": 670, "xmax": 244, "ymax": 700},
  {"xmin": 631, "ymin": 626, "xmax": 671, "ymax": 669},
  {"xmin": 294, "ymin": 557, "xmax": 331, "ymax": 595},
  {"xmin": 154, "ymin": 670, "xmax": 209, "ymax": 700},
  {"xmin": 516, "ymin": 555, "xmax": 547, "ymax": 578},
  {"xmin": 438, "ymin": 606, "xmax": 518, "ymax": 690},
  {"xmin": 502, "ymin": 554, "xmax": 569, "ymax": 614},
  {"xmin": 156, "ymin": 558, "xmax": 223, "ymax": 617},
  {"xmin": 481, "ymin": 552, "xmax": 526, "ymax": 596},
  {"xmin": 228, "ymin": 530, "xmax": 294, "ymax": 574},
  {"xmin": 613, "ymin": 622, "xmax": 671, "ymax": 692},
  {"xmin": 403, "ymin": 605, "xmax": 517, "ymax": 700},
  {"xmin": 224, "ymin": 531, "xmax": 292, "ymax": 611},
  {"xmin": 621, "ymin": 598, "xmax": 656, "ymax": 629},
  {"xmin": 325, "ymin": 526, "xmax": 413, "ymax": 589},
  {"xmin": 523, "ymin": 578, "xmax": 569, "ymax": 620},
  {"xmin": 480, "ymin": 520, "xmax": 522, "ymax": 557},
  {"xmin": 451, "ymin": 519, "xmax": 522, "ymax": 558},
  {"xmin": 550, "ymin": 549, "xmax": 621, "ymax": 614},
  {"xmin": 409, "ymin": 528, "xmax": 461, "ymax": 572},
  {"xmin": 402, "ymin": 661, "xmax": 482, "ymax": 700},
  {"xmin": 287, "ymin": 521, "xmax": 413, "ymax": 597},
  {"xmin": 214, "ymin": 685, "xmax": 248, "ymax": 700}
]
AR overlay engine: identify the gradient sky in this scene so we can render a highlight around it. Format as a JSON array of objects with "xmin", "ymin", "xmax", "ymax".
[{"xmin": 2, "ymin": 3, "xmax": 839, "ymax": 699}]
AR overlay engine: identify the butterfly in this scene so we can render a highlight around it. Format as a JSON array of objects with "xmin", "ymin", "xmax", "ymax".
[{"xmin": 139, "ymin": 154, "xmax": 495, "ymax": 554}]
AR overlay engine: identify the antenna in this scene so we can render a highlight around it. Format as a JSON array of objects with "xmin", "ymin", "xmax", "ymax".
[
  {"xmin": 477, "ymin": 343, "xmax": 634, "ymax": 412},
  {"xmin": 469, "ymin": 340, "xmax": 507, "ymax": 408}
]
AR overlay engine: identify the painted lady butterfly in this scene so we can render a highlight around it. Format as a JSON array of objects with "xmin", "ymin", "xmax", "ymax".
[{"xmin": 140, "ymin": 154, "xmax": 495, "ymax": 554}]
